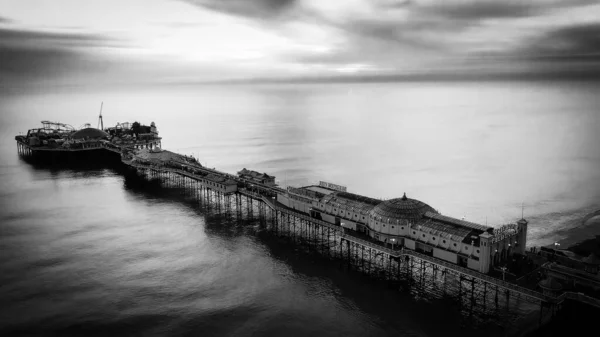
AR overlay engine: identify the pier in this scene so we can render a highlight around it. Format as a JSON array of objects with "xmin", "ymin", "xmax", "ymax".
[{"xmin": 14, "ymin": 120, "xmax": 600, "ymax": 330}]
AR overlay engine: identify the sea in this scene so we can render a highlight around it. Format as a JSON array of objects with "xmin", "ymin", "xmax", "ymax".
[{"xmin": 1, "ymin": 80, "xmax": 599, "ymax": 336}]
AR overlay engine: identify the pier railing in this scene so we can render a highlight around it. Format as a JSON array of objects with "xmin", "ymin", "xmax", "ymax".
[
  {"xmin": 543, "ymin": 262, "xmax": 600, "ymax": 285},
  {"xmin": 559, "ymin": 292, "xmax": 600, "ymax": 308},
  {"xmin": 339, "ymin": 233, "xmax": 551, "ymax": 302},
  {"xmin": 408, "ymin": 249, "xmax": 552, "ymax": 302},
  {"xmin": 243, "ymin": 191, "xmax": 343, "ymax": 233}
]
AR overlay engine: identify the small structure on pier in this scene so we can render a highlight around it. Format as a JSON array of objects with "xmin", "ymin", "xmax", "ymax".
[
  {"xmin": 237, "ymin": 168, "xmax": 276, "ymax": 186},
  {"xmin": 71, "ymin": 127, "xmax": 109, "ymax": 140},
  {"xmin": 538, "ymin": 277, "xmax": 563, "ymax": 297},
  {"xmin": 583, "ymin": 254, "xmax": 600, "ymax": 275}
]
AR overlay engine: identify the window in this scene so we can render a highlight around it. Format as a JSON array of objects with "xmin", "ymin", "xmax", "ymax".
[
  {"xmin": 392, "ymin": 226, "xmax": 394, "ymax": 229},
  {"xmin": 413, "ymin": 231, "xmax": 416, "ymax": 235},
  {"xmin": 383, "ymin": 224, "xmax": 386, "ymax": 227},
  {"xmin": 401, "ymin": 227, "xmax": 404, "ymax": 230},
  {"xmin": 453, "ymin": 243, "xmax": 457, "ymax": 247},
  {"xmin": 422, "ymin": 234, "xmax": 425, "ymax": 237},
  {"xmin": 476, "ymin": 249, "xmax": 480, "ymax": 254},
  {"xmin": 432, "ymin": 237, "xmax": 436, "ymax": 240},
  {"xmin": 443, "ymin": 240, "xmax": 446, "ymax": 244}
]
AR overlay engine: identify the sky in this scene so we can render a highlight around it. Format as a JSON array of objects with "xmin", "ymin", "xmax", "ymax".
[{"xmin": 1, "ymin": 0, "xmax": 600, "ymax": 86}]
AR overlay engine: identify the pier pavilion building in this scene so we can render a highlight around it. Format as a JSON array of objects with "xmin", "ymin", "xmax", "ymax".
[{"xmin": 277, "ymin": 183, "xmax": 528, "ymax": 274}]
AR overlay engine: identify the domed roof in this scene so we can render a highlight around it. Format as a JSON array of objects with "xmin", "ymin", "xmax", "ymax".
[
  {"xmin": 368, "ymin": 193, "xmax": 437, "ymax": 221},
  {"xmin": 71, "ymin": 128, "xmax": 109, "ymax": 140}
]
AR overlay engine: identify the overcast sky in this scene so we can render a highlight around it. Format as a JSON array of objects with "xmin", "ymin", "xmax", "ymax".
[{"xmin": 1, "ymin": 0, "xmax": 599, "ymax": 86}]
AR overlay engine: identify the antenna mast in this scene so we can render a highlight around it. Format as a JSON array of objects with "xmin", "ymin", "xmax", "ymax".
[
  {"xmin": 521, "ymin": 202, "xmax": 524, "ymax": 219},
  {"xmin": 98, "ymin": 102, "xmax": 104, "ymax": 130}
]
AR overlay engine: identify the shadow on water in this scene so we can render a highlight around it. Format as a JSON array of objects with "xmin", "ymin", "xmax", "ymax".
[
  {"xmin": 254, "ymin": 236, "xmax": 507, "ymax": 337},
  {"xmin": 18, "ymin": 151, "xmax": 127, "ymax": 177}
]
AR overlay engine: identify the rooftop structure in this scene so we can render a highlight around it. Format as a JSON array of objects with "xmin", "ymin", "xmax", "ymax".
[
  {"xmin": 539, "ymin": 277, "xmax": 563, "ymax": 297},
  {"xmin": 583, "ymin": 254, "xmax": 600, "ymax": 275},
  {"xmin": 237, "ymin": 168, "xmax": 276, "ymax": 186},
  {"xmin": 423, "ymin": 212, "xmax": 492, "ymax": 232},
  {"xmin": 415, "ymin": 216, "xmax": 480, "ymax": 245},
  {"xmin": 71, "ymin": 128, "xmax": 109, "ymax": 140},
  {"xmin": 369, "ymin": 193, "xmax": 436, "ymax": 222},
  {"xmin": 320, "ymin": 191, "xmax": 380, "ymax": 214},
  {"xmin": 303, "ymin": 185, "xmax": 336, "ymax": 195}
]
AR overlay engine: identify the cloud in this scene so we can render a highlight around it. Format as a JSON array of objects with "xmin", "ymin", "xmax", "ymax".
[
  {"xmin": 526, "ymin": 23, "xmax": 600, "ymax": 60},
  {"xmin": 420, "ymin": 1, "xmax": 534, "ymax": 20},
  {"xmin": 178, "ymin": 0, "xmax": 600, "ymax": 75},
  {"xmin": 0, "ymin": 28, "xmax": 116, "ymax": 86},
  {"xmin": 181, "ymin": 0, "xmax": 299, "ymax": 19},
  {"xmin": 0, "ymin": 26, "xmax": 257, "ymax": 88},
  {"xmin": 0, "ymin": 45, "xmax": 83, "ymax": 78},
  {"xmin": 396, "ymin": 0, "xmax": 598, "ymax": 21},
  {"xmin": 3, "ymin": 0, "xmax": 599, "ymax": 85},
  {"xmin": 0, "ymin": 28, "xmax": 116, "ymax": 49}
]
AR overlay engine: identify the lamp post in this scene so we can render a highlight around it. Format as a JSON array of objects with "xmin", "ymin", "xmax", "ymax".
[
  {"xmin": 500, "ymin": 266, "xmax": 507, "ymax": 281},
  {"xmin": 391, "ymin": 238, "xmax": 396, "ymax": 250},
  {"xmin": 341, "ymin": 222, "xmax": 345, "ymax": 233}
]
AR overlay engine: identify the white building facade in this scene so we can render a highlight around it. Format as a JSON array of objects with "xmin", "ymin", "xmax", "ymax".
[{"xmin": 277, "ymin": 184, "xmax": 527, "ymax": 274}]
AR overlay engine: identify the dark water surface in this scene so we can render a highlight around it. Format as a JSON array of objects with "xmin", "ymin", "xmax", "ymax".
[{"xmin": 1, "ymin": 81, "xmax": 600, "ymax": 336}]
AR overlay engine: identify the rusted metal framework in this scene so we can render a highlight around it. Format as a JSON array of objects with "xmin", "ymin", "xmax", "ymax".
[{"xmin": 40, "ymin": 121, "xmax": 75, "ymax": 133}]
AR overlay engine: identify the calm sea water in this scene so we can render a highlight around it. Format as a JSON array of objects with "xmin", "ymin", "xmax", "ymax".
[{"xmin": 1, "ymin": 81, "xmax": 600, "ymax": 336}]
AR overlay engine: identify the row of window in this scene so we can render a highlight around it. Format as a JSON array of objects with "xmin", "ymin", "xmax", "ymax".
[
  {"xmin": 319, "ymin": 205, "xmax": 480, "ymax": 255},
  {"xmin": 323, "ymin": 205, "xmax": 367, "ymax": 221},
  {"xmin": 409, "ymin": 231, "xmax": 480, "ymax": 254},
  {"xmin": 290, "ymin": 195, "xmax": 312, "ymax": 203}
]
